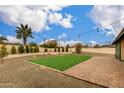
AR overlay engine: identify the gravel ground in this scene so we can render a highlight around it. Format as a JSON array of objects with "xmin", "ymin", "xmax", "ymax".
[{"xmin": 0, "ymin": 55, "xmax": 102, "ymax": 88}]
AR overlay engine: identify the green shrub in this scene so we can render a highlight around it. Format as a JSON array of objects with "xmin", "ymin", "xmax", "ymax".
[
  {"xmin": 36, "ymin": 46, "xmax": 39, "ymax": 52},
  {"xmin": 34, "ymin": 46, "xmax": 39, "ymax": 53},
  {"xmin": 54, "ymin": 48, "xmax": 57, "ymax": 52},
  {"xmin": 30, "ymin": 46, "xmax": 34, "ymax": 53},
  {"xmin": 75, "ymin": 43, "xmax": 82, "ymax": 54},
  {"xmin": 0, "ymin": 45, "xmax": 8, "ymax": 64},
  {"xmin": 0, "ymin": 45, "xmax": 8, "ymax": 58},
  {"xmin": 18, "ymin": 45, "xmax": 25, "ymax": 53},
  {"xmin": 65, "ymin": 44, "xmax": 70, "ymax": 52},
  {"xmin": 11, "ymin": 45, "xmax": 16, "ymax": 54},
  {"xmin": 44, "ymin": 48, "xmax": 48, "ymax": 52},
  {"xmin": 62, "ymin": 47, "xmax": 64, "ymax": 52},
  {"xmin": 65, "ymin": 47, "xmax": 68, "ymax": 52},
  {"xmin": 25, "ymin": 45, "xmax": 30, "ymax": 53},
  {"xmin": 58, "ymin": 47, "xmax": 60, "ymax": 52}
]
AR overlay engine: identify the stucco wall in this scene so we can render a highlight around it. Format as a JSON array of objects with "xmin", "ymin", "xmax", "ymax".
[
  {"xmin": 0, "ymin": 44, "xmax": 115, "ymax": 55},
  {"xmin": 0, "ymin": 44, "xmax": 74, "ymax": 54},
  {"xmin": 81, "ymin": 48, "xmax": 115, "ymax": 54},
  {"xmin": 121, "ymin": 39, "xmax": 124, "ymax": 60},
  {"xmin": 0, "ymin": 44, "xmax": 19, "ymax": 54}
]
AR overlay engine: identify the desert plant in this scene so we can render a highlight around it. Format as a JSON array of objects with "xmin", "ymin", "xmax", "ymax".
[
  {"xmin": 75, "ymin": 43, "xmax": 82, "ymax": 54},
  {"xmin": 30, "ymin": 46, "xmax": 34, "ymax": 53},
  {"xmin": 65, "ymin": 48, "xmax": 68, "ymax": 52},
  {"xmin": 25, "ymin": 45, "xmax": 30, "ymax": 53},
  {"xmin": 16, "ymin": 24, "xmax": 33, "ymax": 46},
  {"xmin": 54, "ymin": 48, "xmax": 57, "ymax": 52},
  {"xmin": 18, "ymin": 45, "xmax": 25, "ymax": 53},
  {"xmin": 0, "ymin": 45, "xmax": 8, "ymax": 64},
  {"xmin": 11, "ymin": 45, "xmax": 16, "ymax": 54},
  {"xmin": 44, "ymin": 48, "xmax": 48, "ymax": 52},
  {"xmin": 62, "ymin": 47, "xmax": 64, "ymax": 52},
  {"xmin": 34, "ymin": 46, "xmax": 39, "ymax": 53},
  {"xmin": 65, "ymin": 44, "xmax": 70, "ymax": 52},
  {"xmin": 36, "ymin": 46, "xmax": 40, "ymax": 52},
  {"xmin": 58, "ymin": 47, "xmax": 60, "ymax": 52},
  {"xmin": 29, "ymin": 42, "xmax": 38, "ymax": 53}
]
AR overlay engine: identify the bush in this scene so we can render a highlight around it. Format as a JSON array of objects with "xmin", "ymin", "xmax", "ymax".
[
  {"xmin": 75, "ymin": 43, "xmax": 82, "ymax": 54},
  {"xmin": 0, "ymin": 45, "xmax": 8, "ymax": 64},
  {"xmin": 44, "ymin": 48, "xmax": 48, "ymax": 52},
  {"xmin": 25, "ymin": 45, "xmax": 30, "ymax": 53},
  {"xmin": 0, "ymin": 45, "xmax": 8, "ymax": 58},
  {"xmin": 30, "ymin": 46, "xmax": 34, "ymax": 53},
  {"xmin": 34, "ymin": 46, "xmax": 39, "ymax": 53},
  {"xmin": 11, "ymin": 45, "xmax": 16, "ymax": 54},
  {"xmin": 36, "ymin": 46, "xmax": 40, "ymax": 52},
  {"xmin": 18, "ymin": 45, "xmax": 25, "ymax": 53},
  {"xmin": 62, "ymin": 47, "xmax": 64, "ymax": 52},
  {"xmin": 65, "ymin": 48, "xmax": 68, "ymax": 52},
  {"xmin": 54, "ymin": 48, "xmax": 57, "ymax": 52},
  {"xmin": 58, "ymin": 47, "xmax": 60, "ymax": 52},
  {"xmin": 65, "ymin": 44, "xmax": 70, "ymax": 52}
]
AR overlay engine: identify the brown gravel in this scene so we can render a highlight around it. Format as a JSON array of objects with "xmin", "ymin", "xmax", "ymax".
[{"xmin": 64, "ymin": 56, "xmax": 124, "ymax": 88}]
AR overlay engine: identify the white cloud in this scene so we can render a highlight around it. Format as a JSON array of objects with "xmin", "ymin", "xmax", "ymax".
[
  {"xmin": 30, "ymin": 5, "xmax": 69, "ymax": 12},
  {"xmin": 106, "ymin": 31, "xmax": 116, "ymax": 36},
  {"xmin": 0, "ymin": 5, "xmax": 73, "ymax": 32},
  {"xmin": 6, "ymin": 35, "xmax": 22, "ymax": 44},
  {"xmin": 58, "ymin": 33, "xmax": 67, "ymax": 40},
  {"xmin": 89, "ymin": 40, "xmax": 97, "ymax": 46},
  {"xmin": 89, "ymin": 5, "xmax": 124, "ymax": 36},
  {"xmin": 62, "ymin": 33, "xmax": 67, "ymax": 38},
  {"xmin": 43, "ymin": 5, "xmax": 69, "ymax": 12},
  {"xmin": 49, "ymin": 13, "xmax": 73, "ymax": 28},
  {"xmin": 59, "ymin": 14, "xmax": 73, "ymax": 28},
  {"xmin": 58, "ymin": 35, "xmax": 62, "ymax": 39},
  {"xmin": 49, "ymin": 12, "xmax": 63, "ymax": 24}
]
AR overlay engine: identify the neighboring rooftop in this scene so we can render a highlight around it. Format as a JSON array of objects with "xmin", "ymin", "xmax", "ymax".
[{"xmin": 112, "ymin": 28, "xmax": 124, "ymax": 44}]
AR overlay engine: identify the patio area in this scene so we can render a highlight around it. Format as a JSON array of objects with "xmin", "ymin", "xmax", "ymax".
[{"xmin": 64, "ymin": 56, "xmax": 124, "ymax": 87}]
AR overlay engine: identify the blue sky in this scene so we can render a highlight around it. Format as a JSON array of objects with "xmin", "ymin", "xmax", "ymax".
[{"xmin": 0, "ymin": 5, "xmax": 120, "ymax": 45}]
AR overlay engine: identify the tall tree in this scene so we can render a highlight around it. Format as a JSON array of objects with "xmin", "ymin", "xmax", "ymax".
[
  {"xmin": 16, "ymin": 24, "xmax": 33, "ymax": 46},
  {"xmin": 0, "ymin": 36, "xmax": 8, "ymax": 44}
]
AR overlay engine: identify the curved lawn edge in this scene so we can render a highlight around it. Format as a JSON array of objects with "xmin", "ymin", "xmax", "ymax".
[{"xmin": 29, "ymin": 54, "xmax": 92, "ymax": 71}]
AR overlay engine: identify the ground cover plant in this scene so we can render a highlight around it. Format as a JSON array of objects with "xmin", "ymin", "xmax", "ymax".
[{"xmin": 30, "ymin": 54, "xmax": 91, "ymax": 71}]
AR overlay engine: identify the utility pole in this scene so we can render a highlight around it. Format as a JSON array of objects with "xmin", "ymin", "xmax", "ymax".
[
  {"xmin": 70, "ymin": 42, "xmax": 72, "ymax": 53},
  {"xmin": 58, "ymin": 39, "xmax": 60, "ymax": 56},
  {"xmin": 43, "ymin": 35, "xmax": 46, "ymax": 58}
]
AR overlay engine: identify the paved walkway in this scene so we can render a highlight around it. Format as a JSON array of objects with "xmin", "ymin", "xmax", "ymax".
[
  {"xmin": 0, "ymin": 55, "xmax": 101, "ymax": 88},
  {"xmin": 64, "ymin": 56, "xmax": 124, "ymax": 88}
]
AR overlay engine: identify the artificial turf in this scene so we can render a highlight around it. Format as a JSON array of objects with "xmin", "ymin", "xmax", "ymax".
[{"xmin": 30, "ymin": 54, "xmax": 91, "ymax": 71}]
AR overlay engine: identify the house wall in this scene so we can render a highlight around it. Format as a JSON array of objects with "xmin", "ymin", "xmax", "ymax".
[
  {"xmin": 121, "ymin": 39, "xmax": 124, "ymax": 61},
  {"xmin": 115, "ymin": 42, "xmax": 121, "ymax": 59}
]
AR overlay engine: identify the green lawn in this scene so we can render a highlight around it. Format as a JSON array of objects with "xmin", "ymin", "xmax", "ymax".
[{"xmin": 30, "ymin": 55, "xmax": 91, "ymax": 71}]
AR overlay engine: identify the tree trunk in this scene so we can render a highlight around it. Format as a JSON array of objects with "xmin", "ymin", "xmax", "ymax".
[{"xmin": 23, "ymin": 37, "xmax": 27, "ymax": 46}]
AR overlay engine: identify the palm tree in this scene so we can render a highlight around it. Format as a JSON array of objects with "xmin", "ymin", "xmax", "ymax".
[
  {"xmin": 16, "ymin": 24, "xmax": 33, "ymax": 46},
  {"xmin": 0, "ymin": 36, "xmax": 8, "ymax": 44}
]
